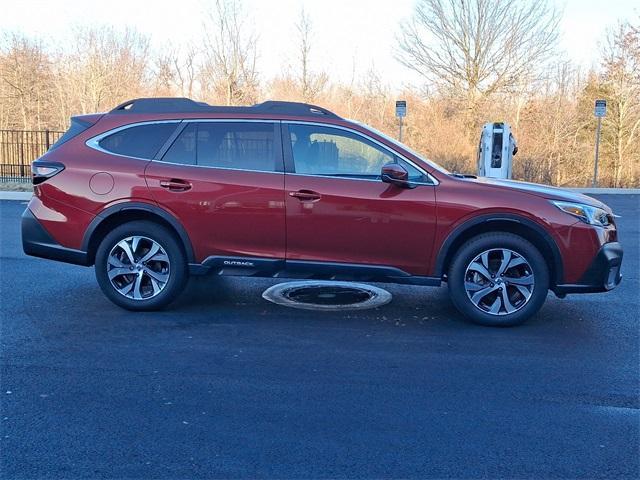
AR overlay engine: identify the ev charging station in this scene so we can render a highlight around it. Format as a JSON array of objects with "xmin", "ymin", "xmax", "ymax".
[{"xmin": 477, "ymin": 122, "xmax": 518, "ymax": 179}]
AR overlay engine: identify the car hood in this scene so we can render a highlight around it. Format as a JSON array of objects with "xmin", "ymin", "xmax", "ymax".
[{"xmin": 464, "ymin": 176, "xmax": 607, "ymax": 209}]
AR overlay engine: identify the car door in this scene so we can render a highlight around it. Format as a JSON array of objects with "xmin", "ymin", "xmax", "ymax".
[
  {"xmin": 283, "ymin": 122, "xmax": 437, "ymax": 277},
  {"xmin": 145, "ymin": 120, "xmax": 286, "ymax": 263}
]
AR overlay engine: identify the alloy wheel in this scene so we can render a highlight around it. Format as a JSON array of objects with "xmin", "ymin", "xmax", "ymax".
[
  {"xmin": 106, "ymin": 236, "xmax": 170, "ymax": 301},
  {"xmin": 464, "ymin": 248, "xmax": 535, "ymax": 316}
]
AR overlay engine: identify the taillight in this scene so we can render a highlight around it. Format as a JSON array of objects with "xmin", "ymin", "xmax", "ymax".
[{"xmin": 32, "ymin": 161, "xmax": 65, "ymax": 185}]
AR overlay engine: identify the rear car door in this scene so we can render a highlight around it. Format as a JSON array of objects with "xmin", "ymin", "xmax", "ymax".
[
  {"xmin": 283, "ymin": 122, "xmax": 437, "ymax": 276},
  {"xmin": 145, "ymin": 120, "xmax": 285, "ymax": 263}
]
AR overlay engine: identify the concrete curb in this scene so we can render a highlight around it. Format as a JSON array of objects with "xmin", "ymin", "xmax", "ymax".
[{"xmin": 0, "ymin": 191, "xmax": 32, "ymax": 201}]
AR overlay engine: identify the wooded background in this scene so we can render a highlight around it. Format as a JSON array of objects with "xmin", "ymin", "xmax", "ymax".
[{"xmin": 1, "ymin": 0, "xmax": 638, "ymax": 186}]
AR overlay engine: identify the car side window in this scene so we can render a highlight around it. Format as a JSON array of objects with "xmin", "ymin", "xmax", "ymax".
[
  {"xmin": 161, "ymin": 122, "xmax": 277, "ymax": 172},
  {"xmin": 162, "ymin": 124, "xmax": 197, "ymax": 165},
  {"xmin": 397, "ymin": 158, "xmax": 429, "ymax": 183},
  {"xmin": 98, "ymin": 123, "xmax": 178, "ymax": 159},
  {"xmin": 288, "ymin": 124, "xmax": 428, "ymax": 182}
]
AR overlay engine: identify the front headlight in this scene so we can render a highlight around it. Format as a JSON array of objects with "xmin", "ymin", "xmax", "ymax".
[{"xmin": 551, "ymin": 201, "xmax": 611, "ymax": 226}]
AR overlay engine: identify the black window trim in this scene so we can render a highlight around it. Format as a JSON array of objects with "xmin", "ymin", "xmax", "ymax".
[
  {"xmin": 155, "ymin": 119, "xmax": 284, "ymax": 174},
  {"xmin": 50, "ymin": 116, "xmax": 94, "ymax": 151},
  {"xmin": 281, "ymin": 121, "xmax": 439, "ymax": 186},
  {"xmin": 85, "ymin": 120, "xmax": 182, "ymax": 161},
  {"xmin": 155, "ymin": 121, "xmax": 188, "ymax": 160}
]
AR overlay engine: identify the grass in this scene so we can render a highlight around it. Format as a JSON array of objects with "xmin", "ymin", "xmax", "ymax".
[{"xmin": 0, "ymin": 182, "xmax": 33, "ymax": 192}]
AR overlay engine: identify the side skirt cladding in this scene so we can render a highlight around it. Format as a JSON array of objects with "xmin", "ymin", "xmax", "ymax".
[{"xmin": 194, "ymin": 256, "xmax": 442, "ymax": 286}]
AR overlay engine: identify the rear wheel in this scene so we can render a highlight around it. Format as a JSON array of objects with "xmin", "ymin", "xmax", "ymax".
[
  {"xmin": 448, "ymin": 232, "xmax": 549, "ymax": 326},
  {"xmin": 95, "ymin": 221, "xmax": 187, "ymax": 311}
]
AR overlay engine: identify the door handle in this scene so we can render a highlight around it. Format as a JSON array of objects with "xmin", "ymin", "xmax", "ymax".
[
  {"xmin": 160, "ymin": 179, "xmax": 192, "ymax": 192},
  {"xmin": 289, "ymin": 189, "xmax": 321, "ymax": 201}
]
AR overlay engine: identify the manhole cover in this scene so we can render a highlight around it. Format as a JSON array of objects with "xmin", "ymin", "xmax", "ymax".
[{"xmin": 262, "ymin": 281, "xmax": 392, "ymax": 311}]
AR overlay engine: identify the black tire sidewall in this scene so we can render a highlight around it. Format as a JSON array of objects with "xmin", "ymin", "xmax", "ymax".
[
  {"xmin": 448, "ymin": 233, "xmax": 550, "ymax": 327},
  {"xmin": 95, "ymin": 221, "xmax": 187, "ymax": 311}
]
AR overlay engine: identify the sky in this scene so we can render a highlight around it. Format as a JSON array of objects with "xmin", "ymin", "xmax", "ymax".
[{"xmin": 1, "ymin": 0, "xmax": 638, "ymax": 90}]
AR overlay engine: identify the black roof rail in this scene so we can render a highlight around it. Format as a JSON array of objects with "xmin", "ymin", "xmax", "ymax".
[
  {"xmin": 109, "ymin": 97, "xmax": 340, "ymax": 118},
  {"xmin": 253, "ymin": 101, "xmax": 338, "ymax": 118}
]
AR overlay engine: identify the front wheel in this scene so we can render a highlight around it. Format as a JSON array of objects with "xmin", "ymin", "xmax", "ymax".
[
  {"xmin": 448, "ymin": 233, "xmax": 549, "ymax": 326},
  {"xmin": 95, "ymin": 221, "xmax": 187, "ymax": 311}
]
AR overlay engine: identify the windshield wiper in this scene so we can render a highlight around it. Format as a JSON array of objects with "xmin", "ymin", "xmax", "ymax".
[{"xmin": 451, "ymin": 172, "xmax": 477, "ymax": 179}]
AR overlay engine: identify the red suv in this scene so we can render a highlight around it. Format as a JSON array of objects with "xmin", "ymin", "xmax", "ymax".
[{"xmin": 22, "ymin": 98, "xmax": 623, "ymax": 326}]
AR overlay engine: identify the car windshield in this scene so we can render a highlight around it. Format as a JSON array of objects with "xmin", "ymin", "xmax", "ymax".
[{"xmin": 349, "ymin": 120, "xmax": 451, "ymax": 174}]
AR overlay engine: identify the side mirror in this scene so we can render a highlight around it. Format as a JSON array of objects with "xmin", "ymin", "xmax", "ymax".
[{"xmin": 381, "ymin": 162, "xmax": 413, "ymax": 188}]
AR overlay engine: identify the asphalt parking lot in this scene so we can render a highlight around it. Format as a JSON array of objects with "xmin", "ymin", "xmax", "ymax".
[{"xmin": 1, "ymin": 194, "xmax": 638, "ymax": 479}]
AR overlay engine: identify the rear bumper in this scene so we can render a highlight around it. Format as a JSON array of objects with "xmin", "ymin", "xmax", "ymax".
[
  {"xmin": 554, "ymin": 241, "xmax": 623, "ymax": 294},
  {"xmin": 22, "ymin": 208, "xmax": 89, "ymax": 266}
]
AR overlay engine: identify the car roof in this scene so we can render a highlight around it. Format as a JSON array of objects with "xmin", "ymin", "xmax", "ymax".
[{"xmin": 109, "ymin": 98, "xmax": 341, "ymax": 120}]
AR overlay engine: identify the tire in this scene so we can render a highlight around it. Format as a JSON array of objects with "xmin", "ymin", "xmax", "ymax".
[
  {"xmin": 447, "ymin": 232, "xmax": 549, "ymax": 327},
  {"xmin": 95, "ymin": 221, "xmax": 187, "ymax": 311}
]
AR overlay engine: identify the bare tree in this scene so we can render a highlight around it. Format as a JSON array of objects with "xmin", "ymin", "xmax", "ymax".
[
  {"xmin": 0, "ymin": 33, "xmax": 53, "ymax": 129},
  {"xmin": 153, "ymin": 44, "xmax": 198, "ymax": 97},
  {"xmin": 201, "ymin": 0, "xmax": 259, "ymax": 105},
  {"xmin": 396, "ymin": 0, "xmax": 560, "ymax": 124},
  {"xmin": 600, "ymin": 21, "xmax": 640, "ymax": 187},
  {"xmin": 175, "ymin": 46, "xmax": 198, "ymax": 98},
  {"xmin": 295, "ymin": 8, "xmax": 327, "ymax": 102},
  {"xmin": 53, "ymin": 26, "xmax": 150, "ymax": 123},
  {"xmin": 153, "ymin": 51, "xmax": 177, "ymax": 97}
]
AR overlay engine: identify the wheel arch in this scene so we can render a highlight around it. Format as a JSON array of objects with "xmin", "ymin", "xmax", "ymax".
[
  {"xmin": 435, "ymin": 214, "xmax": 563, "ymax": 287},
  {"xmin": 82, "ymin": 202, "xmax": 195, "ymax": 266}
]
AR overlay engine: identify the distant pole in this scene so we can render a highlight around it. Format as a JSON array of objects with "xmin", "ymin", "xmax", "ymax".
[
  {"xmin": 593, "ymin": 99, "xmax": 606, "ymax": 188},
  {"xmin": 395, "ymin": 100, "xmax": 406, "ymax": 143},
  {"xmin": 593, "ymin": 116, "xmax": 602, "ymax": 187}
]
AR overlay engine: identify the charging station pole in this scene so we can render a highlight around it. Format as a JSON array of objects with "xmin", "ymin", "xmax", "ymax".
[
  {"xmin": 593, "ymin": 99, "xmax": 606, "ymax": 187},
  {"xmin": 396, "ymin": 100, "xmax": 406, "ymax": 142}
]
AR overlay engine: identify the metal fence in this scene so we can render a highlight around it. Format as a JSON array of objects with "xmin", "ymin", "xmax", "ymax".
[{"xmin": 0, "ymin": 130, "xmax": 64, "ymax": 182}]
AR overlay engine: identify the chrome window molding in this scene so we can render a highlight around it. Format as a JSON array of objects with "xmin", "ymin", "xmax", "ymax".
[
  {"xmin": 286, "ymin": 172, "xmax": 435, "ymax": 186},
  {"xmin": 283, "ymin": 120, "xmax": 439, "ymax": 186},
  {"xmin": 85, "ymin": 120, "xmax": 182, "ymax": 161},
  {"xmin": 148, "ymin": 159, "xmax": 284, "ymax": 175}
]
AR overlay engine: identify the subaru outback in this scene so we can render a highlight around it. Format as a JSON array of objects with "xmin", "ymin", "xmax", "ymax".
[{"xmin": 22, "ymin": 98, "xmax": 623, "ymax": 326}]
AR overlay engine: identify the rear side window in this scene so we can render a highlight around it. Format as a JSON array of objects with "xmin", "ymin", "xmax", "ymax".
[
  {"xmin": 161, "ymin": 122, "xmax": 277, "ymax": 172},
  {"xmin": 98, "ymin": 123, "xmax": 177, "ymax": 159}
]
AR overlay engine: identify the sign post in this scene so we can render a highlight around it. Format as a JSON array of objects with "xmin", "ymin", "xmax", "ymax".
[
  {"xmin": 593, "ymin": 99, "xmax": 606, "ymax": 187},
  {"xmin": 395, "ymin": 100, "xmax": 406, "ymax": 142}
]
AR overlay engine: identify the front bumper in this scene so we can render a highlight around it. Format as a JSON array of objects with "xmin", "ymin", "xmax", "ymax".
[
  {"xmin": 554, "ymin": 242, "xmax": 623, "ymax": 294},
  {"xmin": 22, "ymin": 208, "xmax": 89, "ymax": 266}
]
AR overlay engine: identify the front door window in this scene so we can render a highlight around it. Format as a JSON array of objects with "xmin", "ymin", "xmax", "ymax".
[{"xmin": 288, "ymin": 124, "xmax": 427, "ymax": 182}]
